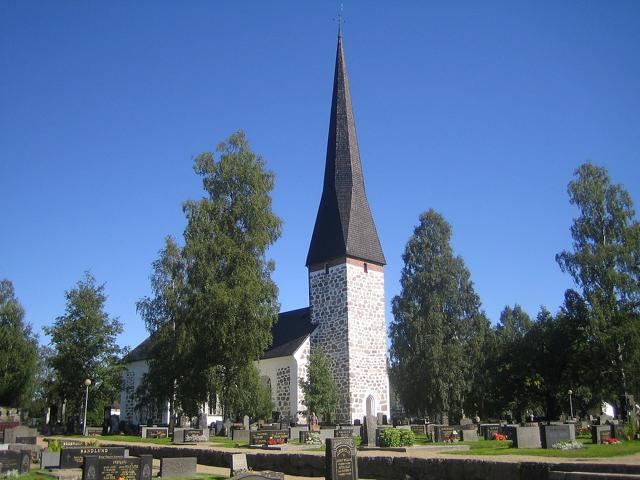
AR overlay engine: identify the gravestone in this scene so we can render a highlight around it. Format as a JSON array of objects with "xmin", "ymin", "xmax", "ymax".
[
  {"xmin": 480, "ymin": 424, "xmax": 501, "ymax": 440},
  {"xmin": 40, "ymin": 450, "xmax": 61, "ymax": 469},
  {"xmin": 362, "ymin": 415, "xmax": 377, "ymax": 447},
  {"xmin": 325, "ymin": 437, "xmax": 357, "ymax": 480},
  {"xmin": 109, "ymin": 415, "xmax": 120, "ymax": 435},
  {"xmin": 376, "ymin": 413, "xmax": 384, "ymax": 425},
  {"xmin": 243, "ymin": 416, "xmax": 250, "ymax": 430},
  {"xmin": 0, "ymin": 421, "xmax": 20, "ymax": 443},
  {"xmin": 59, "ymin": 446, "xmax": 126, "ymax": 469},
  {"xmin": 382, "ymin": 415, "xmax": 388, "ymax": 425},
  {"xmin": 507, "ymin": 426, "xmax": 541, "ymax": 448},
  {"xmin": 232, "ymin": 429, "xmax": 250, "ymax": 443},
  {"xmin": 540, "ymin": 424, "xmax": 575, "ymax": 448},
  {"xmin": 224, "ymin": 419, "xmax": 233, "ymax": 438},
  {"xmin": 45, "ymin": 439, "xmax": 84, "ymax": 448},
  {"xmin": 3, "ymin": 426, "xmax": 37, "ymax": 444},
  {"xmin": 86, "ymin": 426, "xmax": 103, "ymax": 436},
  {"xmin": 461, "ymin": 429, "xmax": 478, "ymax": 442},
  {"xmin": 230, "ymin": 453, "xmax": 249, "ymax": 476},
  {"xmin": 433, "ymin": 425, "xmax": 458, "ymax": 442},
  {"xmin": 198, "ymin": 413, "xmax": 208, "ymax": 430},
  {"xmin": 409, "ymin": 425, "xmax": 426, "ymax": 435},
  {"xmin": 591, "ymin": 425, "xmax": 612, "ymax": 444},
  {"xmin": 249, "ymin": 430, "xmax": 288, "ymax": 446},
  {"xmin": 0, "ymin": 449, "xmax": 31, "ymax": 475},
  {"xmin": 612, "ymin": 423, "xmax": 627, "ymax": 440},
  {"xmin": 82, "ymin": 454, "xmax": 152, "ymax": 480},
  {"xmin": 334, "ymin": 429, "xmax": 353, "ymax": 438},
  {"xmin": 460, "ymin": 417, "xmax": 473, "ymax": 426},
  {"xmin": 141, "ymin": 426, "xmax": 169, "ymax": 439},
  {"xmin": 160, "ymin": 457, "xmax": 197, "ymax": 478},
  {"xmin": 215, "ymin": 420, "xmax": 224, "ymax": 436},
  {"xmin": 173, "ymin": 428, "xmax": 208, "ymax": 444}
]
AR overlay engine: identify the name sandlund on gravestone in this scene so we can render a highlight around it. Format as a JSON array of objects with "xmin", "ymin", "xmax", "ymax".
[
  {"xmin": 60, "ymin": 447, "xmax": 127, "ymax": 469},
  {"xmin": 325, "ymin": 437, "xmax": 357, "ymax": 480},
  {"xmin": 0, "ymin": 450, "xmax": 31, "ymax": 475},
  {"xmin": 83, "ymin": 454, "xmax": 153, "ymax": 480}
]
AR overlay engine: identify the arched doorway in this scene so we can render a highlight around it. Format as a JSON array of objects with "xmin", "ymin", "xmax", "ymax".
[{"xmin": 366, "ymin": 395, "xmax": 375, "ymax": 417}]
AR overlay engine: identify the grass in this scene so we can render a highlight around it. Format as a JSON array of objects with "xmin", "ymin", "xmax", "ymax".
[{"xmin": 449, "ymin": 438, "xmax": 640, "ymax": 458}]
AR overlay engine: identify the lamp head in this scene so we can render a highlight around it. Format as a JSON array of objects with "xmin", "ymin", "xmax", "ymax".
[{"xmin": 84, "ymin": 379, "xmax": 92, "ymax": 387}]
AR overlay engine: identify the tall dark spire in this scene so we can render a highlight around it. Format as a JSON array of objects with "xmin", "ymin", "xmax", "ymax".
[{"xmin": 306, "ymin": 33, "xmax": 385, "ymax": 267}]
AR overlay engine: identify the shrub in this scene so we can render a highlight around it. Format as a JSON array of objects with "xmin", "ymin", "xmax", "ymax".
[
  {"xmin": 399, "ymin": 429, "xmax": 415, "ymax": 446},
  {"xmin": 379, "ymin": 428, "xmax": 415, "ymax": 447},
  {"xmin": 48, "ymin": 440, "xmax": 61, "ymax": 452},
  {"xmin": 305, "ymin": 432, "xmax": 322, "ymax": 445}
]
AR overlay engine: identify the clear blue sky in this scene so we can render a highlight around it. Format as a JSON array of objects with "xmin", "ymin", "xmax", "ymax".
[{"xmin": 2, "ymin": 1, "xmax": 639, "ymax": 351}]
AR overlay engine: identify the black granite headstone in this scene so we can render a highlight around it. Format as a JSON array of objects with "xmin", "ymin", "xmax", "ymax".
[
  {"xmin": 249, "ymin": 430, "xmax": 288, "ymax": 445},
  {"xmin": 60, "ymin": 446, "xmax": 126, "ymax": 469},
  {"xmin": 0, "ymin": 449, "xmax": 31, "ymax": 475},
  {"xmin": 82, "ymin": 455, "xmax": 152, "ymax": 480},
  {"xmin": 325, "ymin": 437, "xmax": 357, "ymax": 480}
]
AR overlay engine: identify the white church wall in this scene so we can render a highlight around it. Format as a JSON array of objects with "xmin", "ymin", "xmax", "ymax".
[
  {"xmin": 346, "ymin": 261, "xmax": 389, "ymax": 421},
  {"xmin": 293, "ymin": 337, "xmax": 311, "ymax": 423},
  {"xmin": 309, "ymin": 259, "xmax": 390, "ymax": 423},
  {"xmin": 120, "ymin": 359, "xmax": 151, "ymax": 425},
  {"xmin": 255, "ymin": 352, "xmax": 300, "ymax": 422}
]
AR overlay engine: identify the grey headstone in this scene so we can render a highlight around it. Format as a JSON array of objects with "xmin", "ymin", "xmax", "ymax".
[
  {"xmin": 433, "ymin": 425, "xmax": 458, "ymax": 442},
  {"xmin": 224, "ymin": 419, "xmax": 233, "ymax": 438},
  {"xmin": 480, "ymin": 424, "xmax": 500, "ymax": 440},
  {"xmin": 461, "ymin": 429, "xmax": 478, "ymax": 442},
  {"xmin": 541, "ymin": 424, "xmax": 575, "ymax": 448},
  {"xmin": 243, "ymin": 415, "xmax": 250, "ymax": 430},
  {"xmin": 409, "ymin": 424, "xmax": 426, "ymax": 435},
  {"xmin": 362, "ymin": 415, "xmax": 377, "ymax": 447},
  {"xmin": 507, "ymin": 426, "xmax": 541, "ymax": 448},
  {"xmin": 160, "ymin": 457, "xmax": 197, "ymax": 478},
  {"xmin": 3, "ymin": 426, "xmax": 37, "ymax": 444},
  {"xmin": 325, "ymin": 437, "xmax": 357, "ymax": 480},
  {"xmin": 215, "ymin": 420, "xmax": 224, "ymax": 435},
  {"xmin": 232, "ymin": 429, "xmax": 250, "ymax": 444},
  {"xmin": 41, "ymin": 450, "xmax": 60, "ymax": 469},
  {"xmin": 230, "ymin": 453, "xmax": 248, "ymax": 477},
  {"xmin": 83, "ymin": 453, "xmax": 152, "ymax": 480}
]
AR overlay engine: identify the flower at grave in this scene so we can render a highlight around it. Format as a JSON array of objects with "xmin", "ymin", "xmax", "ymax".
[
  {"xmin": 267, "ymin": 436, "xmax": 277, "ymax": 445},
  {"xmin": 276, "ymin": 438, "xmax": 285, "ymax": 444},
  {"xmin": 494, "ymin": 433, "xmax": 506, "ymax": 441},
  {"xmin": 551, "ymin": 441, "xmax": 584, "ymax": 450},
  {"xmin": 604, "ymin": 437, "xmax": 621, "ymax": 444}
]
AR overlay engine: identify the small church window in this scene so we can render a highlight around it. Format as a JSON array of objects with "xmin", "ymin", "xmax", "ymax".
[
  {"xmin": 324, "ymin": 263, "xmax": 329, "ymax": 274},
  {"xmin": 364, "ymin": 263, "xmax": 368, "ymax": 273}
]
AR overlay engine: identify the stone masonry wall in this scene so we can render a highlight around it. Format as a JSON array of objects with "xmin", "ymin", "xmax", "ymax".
[
  {"xmin": 296, "ymin": 338, "xmax": 311, "ymax": 421},
  {"xmin": 346, "ymin": 262, "xmax": 389, "ymax": 420},
  {"xmin": 275, "ymin": 366, "xmax": 291, "ymax": 420},
  {"xmin": 309, "ymin": 263, "xmax": 351, "ymax": 420},
  {"xmin": 309, "ymin": 260, "xmax": 389, "ymax": 422}
]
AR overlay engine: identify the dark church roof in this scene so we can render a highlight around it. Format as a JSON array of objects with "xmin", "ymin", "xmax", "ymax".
[
  {"xmin": 261, "ymin": 307, "xmax": 314, "ymax": 359},
  {"xmin": 124, "ymin": 334, "xmax": 155, "ymax": 363},
  {"xmin": 306, "ymin": 32, "xmax": 386, "ymax": 267},
  {"xmin": 125, "ymin": 307, "xmax": 314, "ymax": 363}
]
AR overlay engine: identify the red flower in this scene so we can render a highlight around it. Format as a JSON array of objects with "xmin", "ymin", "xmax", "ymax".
[{"xmin": 494, "ymin": 433, "xmax": 506, "ymax": 441}]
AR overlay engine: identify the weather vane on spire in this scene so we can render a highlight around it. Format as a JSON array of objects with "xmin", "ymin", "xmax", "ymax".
[{"xmin": 335, "ymin": 1, "xmax": 344, "ymax": 34}]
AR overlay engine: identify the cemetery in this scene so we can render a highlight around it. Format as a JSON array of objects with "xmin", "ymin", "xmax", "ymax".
[{"xmin": 2, "ymin": 3, "xmax": 640, "ymax": 480}]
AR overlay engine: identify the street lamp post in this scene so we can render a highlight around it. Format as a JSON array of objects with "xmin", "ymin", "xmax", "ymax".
[
  {"xmin": 83, "ymin": 379, "xmax": 91, "ymax": 436},
  {"xmin": 568, "ymin": 389, "xmax": 574, "ymax": 419}
]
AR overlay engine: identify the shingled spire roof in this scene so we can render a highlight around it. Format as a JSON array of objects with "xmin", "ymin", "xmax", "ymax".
[{"xmin": 306, "ymin": 32, "xmax": 386, "ymax": 267}]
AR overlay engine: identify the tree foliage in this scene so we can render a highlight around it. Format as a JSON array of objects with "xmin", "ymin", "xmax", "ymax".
[
  {"xmin": 136, "ymin": 236, "xmax": 187, "ymax": 422},
  {"xmin": 390, "ymin": 210, "xmax": 488, "ymax": 421},
  {"xmin": 556, "ymin": 162, "xmax": 640, "ymax": 411},
  {"xmin": 44, "ymin": 272, "xmax": 125, "ymax": 424},
  {"xmin": 300, "ymin": 348, "xmax": 339, "ymax": 423},
  {"xmin": 137, "ymin": 131, "xmax": 282, "ymax": 420},
  {"xmin": 0, "ymin": 279, "xmax": 38, "ymax": 407}
]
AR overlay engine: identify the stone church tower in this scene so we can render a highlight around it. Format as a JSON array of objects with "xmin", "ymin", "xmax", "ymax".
[{"xmin": 306, "ymin": 32, "xmax": 390, "ymax": 423}]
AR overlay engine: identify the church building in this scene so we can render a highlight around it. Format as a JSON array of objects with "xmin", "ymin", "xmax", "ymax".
[{"xmin": 120, "ymin": 31, "xmax": 389, "ymax": 426}]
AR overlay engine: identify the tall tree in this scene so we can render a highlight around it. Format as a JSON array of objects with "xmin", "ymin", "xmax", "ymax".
[
  {"xmin": 300, "ymin": 348, "xmax": 339, "ymax": 423},
  {"xmin": 180, "ymin": 131, "xmax": 282, "ymax": 417},
  {"xmin": 390, "ymin": 210, "xmax": 487, "ymax": 421},
  {"xmin": 0, "ymin": 279, "xmax": 38, "ymax": 407},
  {"xmin": 44, "ymin": 272, "xmax": 125, "ymax": 424},
  {"xmin": 556, "ymin": 162, "xmax": 640, "ymax": 413},
  {"xmin": 136, "ymin": 236, "xmax": 187, "ymax": 423}
]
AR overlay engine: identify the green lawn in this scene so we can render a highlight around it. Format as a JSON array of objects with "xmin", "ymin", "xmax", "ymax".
[{"xmin": 450, "ymin": 438, "xmax": 640, "ymax": 458}]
